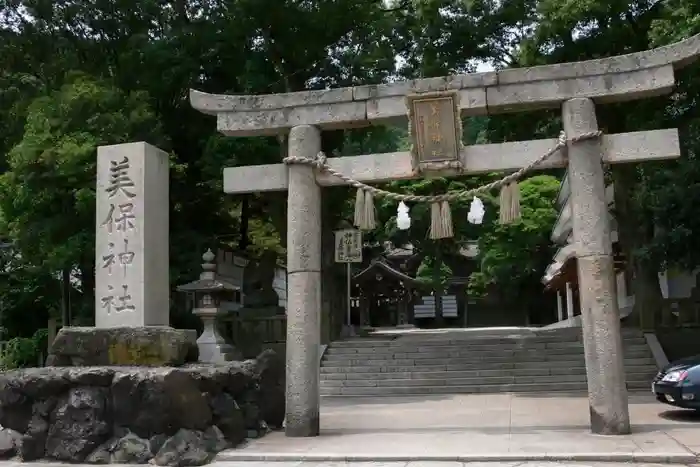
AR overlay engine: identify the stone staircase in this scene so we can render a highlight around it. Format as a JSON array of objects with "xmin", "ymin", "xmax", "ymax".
[{"xmin": 320, "ymin": 327, "xmax": 659, "ymax": 397}]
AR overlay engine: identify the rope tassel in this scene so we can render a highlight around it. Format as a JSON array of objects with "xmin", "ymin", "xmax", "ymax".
[
  {"xmin": 499, "ymin": 181, "xmax": 521, "ymax": 224},
  {"xmin": 429, "ymin": 200, "xmax": 454, "ymax": 239},
  {"xmin": 283, "ymin": 132, "xmax": 607, "ymax": 236},
  {"xmin": 354, "ymin": 188, "xmax": 364, "ymax": 228},
  {"xmin": 354, "ymin": 188, "xmax": 376, "ymax": 230}
]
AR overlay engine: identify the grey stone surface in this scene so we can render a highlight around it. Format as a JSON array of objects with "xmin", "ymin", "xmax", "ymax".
[
  {"xmin": 151, "ymin": 429, "xmax": 216, "ymax": 466},
  {"xmin": 487, "ymin": 64, "xmax": 675, "ymax": 110},
  {"xmin": 213, "ymin": 391, "xmax": 700, "ymax": 464},
  {"xmin": 285, "ymin": 125, "xmax": 322, "ymax": 438},
  {"xmin": 95, "ymin": 142, "xmax": 170, "ymax": 328},
  {"xmin": 562, "ymin": 98, "xmax": 630, "ymax": 435},
  {"xmin": 191, "ymin": 34, "xmax": 700, "ymax": 135},
  {"xmin": 222, "ymin": 129, "xmax": 680, "ymax": 194},
  {"xmin": 46, "ymin": 326, "xmax": 198, "ymax": 367},
  {"xmin": 0, "ymin": 353, "xmax": 284, "ymax": 464},
  {"xmin": 0, "ymin": 462, "xmax": 694, "ymax": 467},
  {"xmin": 643, "ymin": 332, "xmax": 670, "ymax": 369},
  {"xmin": 0, "ymin": 429, "xmax": 20, "ymax": 459},
  {"xmin": 318, "ymin": 328, "xmax": 657, "ymax": 397}
]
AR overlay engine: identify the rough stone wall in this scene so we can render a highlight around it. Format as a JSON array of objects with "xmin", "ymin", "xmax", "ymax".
[{"xmin": 0, "ymin": 350, "xmax": 284, "ymax": 466}]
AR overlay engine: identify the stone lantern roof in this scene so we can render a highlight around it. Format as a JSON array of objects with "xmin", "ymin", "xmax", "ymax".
[{"xmin": 176, "ymin": 249, "xmax": 241, "ymax": 294}]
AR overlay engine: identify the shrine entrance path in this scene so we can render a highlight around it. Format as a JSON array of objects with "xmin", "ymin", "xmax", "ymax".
[{"xmin": 217, "ymin": 393, "xmax": 700, "ymax": 463}]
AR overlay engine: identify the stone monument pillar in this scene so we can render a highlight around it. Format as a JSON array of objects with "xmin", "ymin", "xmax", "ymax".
[
  {"xmin": 46, "ymin": 142, "xmax": 197, "ymax": 367},
  {"xmin": 285, "ymin": 125, "xmax": 322, "ymax": 437},
  {"xmin": 95, "ymin": 142, "xmax": 170, "ymax": 328},
  {"xmin": 562, "ymin": 98, "xmax": 630, "ymax": 435}
]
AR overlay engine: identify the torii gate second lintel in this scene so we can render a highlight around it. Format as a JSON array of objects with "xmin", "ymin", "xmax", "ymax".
[{"xmin": 221, "ymin": 129, "xmax": 680, "ymax": 194}]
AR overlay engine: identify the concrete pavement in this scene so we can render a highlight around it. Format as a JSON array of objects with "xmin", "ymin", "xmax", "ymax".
[
  {"xmin": 0, "ymin": 463, "xmax": 698, "ymax": 467},
  {"xmin": 211, "ymin": 464, "xmax": 699, "ymax": 467},
  {"xmin": 216, "ymin": 393, "xmax": 700, "ymax": 464}
]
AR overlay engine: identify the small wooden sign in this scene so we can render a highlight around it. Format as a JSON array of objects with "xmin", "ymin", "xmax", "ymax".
[
  {"xmin": 406, "ymin": 91, "xmax": 462, "ymax": 173},
  {"xmin": 334, "ymin": 229, "xmax": 363, "ymax": 263}
]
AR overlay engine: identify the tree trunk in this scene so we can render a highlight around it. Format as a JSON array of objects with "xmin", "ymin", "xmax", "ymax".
[
  {"xmin": 632, "ymin": 264, "xmax": 663, "ymax": 329},
  {"xmin": 320, "ymin": 218, "xmax": 337, "ymax": 344},
  {"xmin": 319, "ymin": 130, "xmax": 348, "ymax": 342},
  {"xmin": 79, "ymin": 262, "xmax": 96, "ymax": 326},
  {"xmin": 238, "ymin": 196, "xmax": 250, "ymax": 252},
  {"xmin": 433, "ymin": 249, "xmax": 444, "ymax": 328},
  {"xmin": 61, "ymin": 268, "xmax": 71, "ymax": 327}
]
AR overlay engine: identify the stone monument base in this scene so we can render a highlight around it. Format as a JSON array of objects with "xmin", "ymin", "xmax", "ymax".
[
  {"xmin": 0, "ymin": 350, "xmax": 285, "ymax": 465},
  {"xmin": 46, "ymin": 327, "xmax": 198, "ymax": 367}
]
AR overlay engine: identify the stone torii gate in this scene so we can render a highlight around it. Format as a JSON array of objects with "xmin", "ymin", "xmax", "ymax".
[{"xmin": 190, "ymin": 34, "xmax": 700, "ymax": 437}]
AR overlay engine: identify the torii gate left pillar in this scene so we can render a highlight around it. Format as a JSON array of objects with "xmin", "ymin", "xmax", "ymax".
[{"xmin": 285, "ymin": 124, "xmax": 322, "ymax": 437}]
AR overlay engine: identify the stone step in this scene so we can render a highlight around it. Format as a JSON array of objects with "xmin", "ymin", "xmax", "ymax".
[
  {"xmin": 320, "ymin": 380, "xmax": 653, "ymax": 397},
  {"xmin": 325, "ymin": 340, "xmax": 648, "ymax": 354},
  {"xmin": 321, "ymin": 354, "xmax": 655, "ymax": 368},
  {"xmin": 323, "ymin": 346, "xmax": 651, "ymax": 360},
  {"xmin": 320, "ymin": 357, "xmax": 657, "ymax": 372},
  {"xmin": 328, "ymin": 333, "xmax": 645, "ymax": 348},
  {"xmin": 320, "ymin": 372, "xmax": 655, "ymax": 388},
  {"xmin": 321, "ymin": 365, "xmax": 658, "ymax": 381},
  {"xmin": 319, "ymin": 382, "xmax": 582, "ymax": 396}
]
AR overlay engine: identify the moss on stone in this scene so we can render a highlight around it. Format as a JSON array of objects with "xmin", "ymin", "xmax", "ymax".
[
  {"xmin": 48, "ymin": 326, "xmax": 197, "ymax": 367},
  {"xmin": 107, "ymin": 341, "xmax": 169, "ymax": 366}
]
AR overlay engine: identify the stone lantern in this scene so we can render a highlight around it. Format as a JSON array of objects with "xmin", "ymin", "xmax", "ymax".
[{"xmin": 177, "ymin": 249, "xmax": 241, "ymax": 363}]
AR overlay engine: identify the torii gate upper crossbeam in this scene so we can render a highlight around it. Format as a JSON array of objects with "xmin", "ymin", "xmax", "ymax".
[{"xmin": 190, "ymin": 34, "xmax": 700, "ymax": 137}]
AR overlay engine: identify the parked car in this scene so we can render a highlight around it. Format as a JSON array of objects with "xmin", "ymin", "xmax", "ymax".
[{"xmin": 652, "ymin": 355, "xmax": 700, "ymax": 410}]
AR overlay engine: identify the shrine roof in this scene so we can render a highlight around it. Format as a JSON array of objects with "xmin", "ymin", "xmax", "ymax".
[
  {"xmin": 542, "ymin": 243, "xmax": 626, "ymax": 290},
  {"xmin": 353, "ymin": 260, "xmax": 418, "ymax": 286},
  {"xmin": 191, "ymin": 34, "xmax": 700, "ymax": 136}
]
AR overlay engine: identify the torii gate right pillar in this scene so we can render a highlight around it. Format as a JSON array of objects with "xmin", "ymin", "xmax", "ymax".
[{"xmin": 563, "ymin": 98, "xmax": 630, "ymax": 435}]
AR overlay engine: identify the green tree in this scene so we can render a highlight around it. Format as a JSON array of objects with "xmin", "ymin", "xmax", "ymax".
[
  {"xmin": 468, "ymin": 175, "xmax": 560, "ymax": 321},
  {"xmin": 521, "ymin": 0, "xmax": 700, "ymax": 327},
  {"xmin": 0, "ymin": 74, "xmax": 167, "ymax": 326}
]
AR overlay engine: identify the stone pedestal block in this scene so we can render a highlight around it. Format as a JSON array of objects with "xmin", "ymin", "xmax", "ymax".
[{"xmin": 46, "ymin": 327, "xmax": 198, "ymax": 367}]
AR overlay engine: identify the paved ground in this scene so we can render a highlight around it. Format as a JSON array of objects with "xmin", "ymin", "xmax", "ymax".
[
  {"xmin": 0, "ymin": 463, "xmax": 698, "ymax": 467},
  {"xmin": 211, "ymin": 463, "xmax": 699, "ymax": 467},
  {"xmin": 217, "ymin": 392, "xmax": 700, "ymax": 463}
]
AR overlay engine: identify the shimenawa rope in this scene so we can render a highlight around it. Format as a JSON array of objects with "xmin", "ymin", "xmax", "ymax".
[{"xmin": 283, "ymin": 130, "xmax": 602, "ymax": 239}]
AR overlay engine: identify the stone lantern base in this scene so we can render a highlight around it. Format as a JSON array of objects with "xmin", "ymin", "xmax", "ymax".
[{"xmin": 195, "ymin": 308, "xmax": 241, "ymax": 363}]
